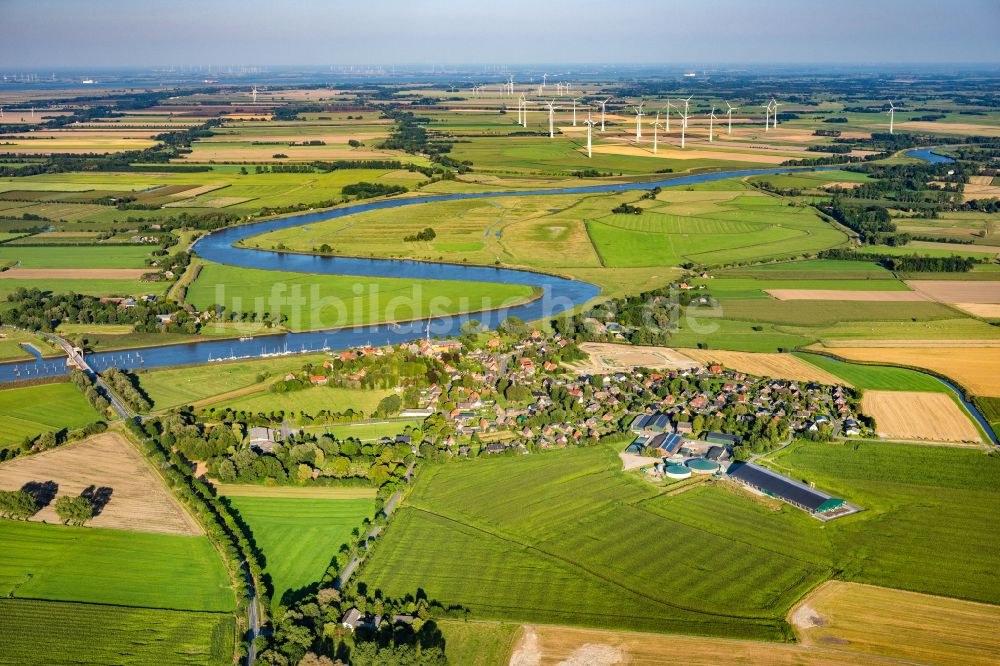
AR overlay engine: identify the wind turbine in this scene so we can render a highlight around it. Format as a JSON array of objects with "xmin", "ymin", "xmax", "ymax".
[
  {"xmin": 251, "ymin": 86, "xmax": 258, "ymax": 103},
  {"xmin": 518, "ymin": 94, "xmax": 528, "ymax": 127},
  {"xmin": 652, "ymin": 111, "xmax": 663, "ymax": 154},
  {"xmin": 545, "ymin": 99, "xmax": 558, "ymax": 139},
  {"xmin": 771, "ymin": 98, "xmax": 782, "ymax": 126},
  {"xmin": 585, "ymin": 111, "xmax": 596, "ymax": 158},
  {"xmin": 887, "ymin": 100, "xmax": 895, "ymax": 134},
  {"xmin": 725, "ymin": 101, "xmax": 737, "ymax": 134},
  {"xmin": 679, "ymin": 108, "xmax": 689, "ymax": 148},
  {"xmin": 762, "ymin": 102, "xmax": 771, "ymax": 131},
  {"xmin": 632, "ymin": 101, "xmax": 645, "ymax": 141},
  {"xmin": 599, "ymin": 97, "xmax": 611, "ymax": 131},
  {"xmin": 708, "ymin": 106, "xmax": 718, "ymax": 143},
  {"xmin": 571, "ymin": 97, "xmax": 580, "ymax": 126},
  {"xmin": 507, "ymin": 75, "xmax": 514, "ymax": 96},
  {"xmin": 664, "ymin": 101, "xmax": 674, "ymax": 133},
  {"xmin": 542, "ymin": 72, "xmax": 548, "ymax": 91},
  {"xmin": 681, "ymin": 95, "xmax": 693, "ymax": 129}
]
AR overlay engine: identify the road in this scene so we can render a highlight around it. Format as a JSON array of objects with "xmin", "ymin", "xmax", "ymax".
[
  {"xmin": 39, "ymin": 331, "xmax": 135, "ymax": 420},
  {"xmin": 336, "ymin": 461, "xmax": 415, "ymax": 589}
]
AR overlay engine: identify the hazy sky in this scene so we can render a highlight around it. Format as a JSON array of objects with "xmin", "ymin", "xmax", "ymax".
[{"xmin": 1, "ymin": 0, "xmax": 998, "ymax": 68}]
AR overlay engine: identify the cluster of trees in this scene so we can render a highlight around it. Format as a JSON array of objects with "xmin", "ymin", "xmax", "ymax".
[
  {"xmin": 823, "ymin": 201, "xmax": 897, "ymax": 244},
  {"xmin": 0, "ymin": 489, "xmax": 38, "ymax": 519},
  {"xmin": 0, "ymin": 486, "xmax": 96, "ymax": 525},
  {"xmin": 402, "ymin": 227, "xmax": 436, "ymax": 242},
  {"xmin": 611, "ymin": 203, "xmax": 643, "ymax": 215},
  {"xmin": 0, "ymin": 289, "xmax": 180, "ymax": 334},
  {"xmin": 70, "ymin": 369, "xmax": 111, "ymax": 414},
  {"xmin": 819, "ymin": 248, "xmax": 980, "ymax": 272},
  {"xmin": 341, "ymin": 182, "xmax": 408, "ymax": 200},
  {"xmin": 54, "ymin": 495, "xmax": 94, "ymax": 526},
  {"xmin": 103, "ymin": 367, "xmax": 153, "ymax": 412}
]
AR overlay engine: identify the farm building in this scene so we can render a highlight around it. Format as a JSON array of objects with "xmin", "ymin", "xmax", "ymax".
[
  {"xmin": 685, "ymin": 458, "xmax": 720, "ymax": 475},
  {"xmin": 650, "ymin": 433, "xmax": 684, "ymax": 455},
  {"xmin": 630, "ymin": 413, "xmax": 673, "ymax": 433},
  {"xmin": 248, "ymin": 426, "xmax": 279, "ymax": 453},
  {"xmin": 705, "ymin": 431, "xmax": 741, "ymax": 446},
  {"xmin": 727, "ymin": 462, "xmax": 847, "ymax": 516}
]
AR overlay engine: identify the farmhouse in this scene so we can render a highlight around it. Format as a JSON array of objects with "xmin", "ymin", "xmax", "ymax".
[
  {"xmin": 727, "ymin": 462, "xmax": 850, "ymax": 519},
  {"xmin": 248, "ymin": 426, "xmax": 279, "ymax": 453}
]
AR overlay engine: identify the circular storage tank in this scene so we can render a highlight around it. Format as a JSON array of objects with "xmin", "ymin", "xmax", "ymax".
[
  {"xmin": 685, "ymin": 458, "xmax": 720, "ymax": 474},
  {"xmin": 664, "ymin": 464, "xmax": 692, "ymax": 480}
]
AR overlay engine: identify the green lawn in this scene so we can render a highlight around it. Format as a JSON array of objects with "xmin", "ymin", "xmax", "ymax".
[
  {"xmin": 0, "ymin": 245, "xmax": 154, "ymax": 268},
  {"xmin": 795, "ymin": 353, "xmax": 947, "ymax": 392},
  {"xmin": 0, "ymin": 278, "xmax": 166, "ymax": 298},
  {"xmin": 187, "ymin": 263, "xmax": 537, "ymax": 331},
  {"xmin": 306, "ymin": 419, "xmax": 423, "ymax": 441},
  {"xmin": 0, "ymin": 382, "xmax": 101, "ymax": 448},
  {"xmin": 763, "ymin": 441, "xmax": 1000, "ymax": 605},
  {"xmin": 213, "ymin": 385, "xmax": 395, "ymax": 416},
  {"xmin": 0, "ymin": 519, "xmax": 235, "ymax": 612},
  {"xmin": 438, "ymin": 620, "xmax": 522, "ymax": 666},
  {"xmin": 359, "ymin": 447, "xmax": 824, "ymax": 641},
  {"xmin": 137, "ymin": 353, "xmax": 329, "ymax": 410},
  {"xmin": 0, "ymin": 599, "xmax": 234, "ymax": 666},
  {"xmin": 227, "ymin": 496, "xmax": 374, "ymax": 609}
]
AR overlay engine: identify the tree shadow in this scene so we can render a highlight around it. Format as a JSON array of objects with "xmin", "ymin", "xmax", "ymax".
[
  {"xmin": 21, "ymin": 480, "xmax": 58, "ymax": 509},
  {"xmin": 81, "ymin": 485, "xmax": 113, "ymax": 516}
]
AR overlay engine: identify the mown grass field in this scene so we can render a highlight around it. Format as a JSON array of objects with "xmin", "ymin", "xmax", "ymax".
[
  {"xmin": 212, "ymin": 384, "xmax": 395, "ymax": 416},
  {"xmin": 0, "ymin": 276, "xmax": 166, "ymax": 298},
  {"xmin": 359, "ymin": 447, "xmax": 826, "ymax": 640},
  {"xmin": 0, "ymin": 599, "xmax": 234, "ymax": 666},
  {"xmin": 228, "ymin": 496, "xmax": 374, "ymax": 609},
  {"xmin": 795, "ymin": 353, "xmax": 947, "ymax": 392},
  {"xmin": 186, "ymin": 262, "xmax": 536, "ymax": 331},
  {"xmin": 438, "ymin": 620, "xmax": 522, "ymax": 666},
  {"xmin": 0, "ymin": 245, "xmax": 153, "ymax": 269},
  {"xmin": 0, "ymin": 328, "xmax": 56, "ymax": 361},
  {"xmin": 306, "ymin": 419, "xmax": 423, "ymax": 441},
  {"xmin": 136, "ymin": 353, "xmax": 329, "ymax": 410},
  {"xmin": 0, "ymin": 382, "xmax": 101, "ymax": 448},
  {"xmin": 0, "ymin": 519, "xmax": 235, "ymax": 611},
  {"xmin": 763, "ymin": 441, "xmax": 1000, "ymax": 605}
]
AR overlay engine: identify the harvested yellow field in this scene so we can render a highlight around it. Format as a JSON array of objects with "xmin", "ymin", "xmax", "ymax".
[
  {"xmin": 906, "ymin": 280, "xmax": 1000, "ymax": 304},
  {"xmin": 820, "ymin": 346, "xmax": 1000, "ymax": 396},
  {"xmin": 573, "ymin": 342, "xmax": 699, "ymax": 374},
  {"xmin": 0, "ymin": 268, "xmax": 150, "ymax": 280},
  {"xmin": 507, "ymin": 582, "xmax": 1000, "ymax": 666},
  {"xmin": 766, "ymin": 289, "xmax": 928, "ymax": 301},
  {"xmin": 862, "ymin": 390, "xmax": 981, "ymax": 443},
  {"xmin": 909, "ymin": 241, "xmax": 1000, "ymax": 256},
  {"xmin": 679, "ymin": 349, "xmax": 847, "ymax": 385},
  {"xmin": 899, "ymin": 121, "xmax": 1000, "ymax": 137},
  {"xmin": 791, "ymin": 581, "xmax": 1000, "ymax": 666},
  {"xmin": 217, "ymin": 484, "xmax": 377, "ymax": 499},
  {"xmin": 0, "ymin": 432, "xmax": 201, "ymax": 535},
  {"xmin": 954, "ymin": 303, "xmax": 1000, "ymax": 318},
  {"xmin": 588, "ymin": 144, "xmax": 791, "ymax": 163}
]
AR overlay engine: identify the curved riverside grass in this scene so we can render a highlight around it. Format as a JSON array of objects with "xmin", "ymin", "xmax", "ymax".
[{"xmin": 0, "ymin": 165, "xmax": 843, "ymax": 384}]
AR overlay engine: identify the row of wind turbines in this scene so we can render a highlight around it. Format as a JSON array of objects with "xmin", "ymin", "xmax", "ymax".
[{"xmin": 514, "ymin": 94, "xmax": 791, "ymax": 157}]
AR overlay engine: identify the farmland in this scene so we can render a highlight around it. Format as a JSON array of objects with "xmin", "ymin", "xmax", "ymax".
[
  {"xmin": 0, "ymin": 519, "xmax": 235, "ymax": 611},
  {"xmin": 228, "ymin": 495, "xmax": 374, "ymax": 609},
  {"xmin": 0, "ymin": 382, "xmax": 101, "ymax": 448},
  {"xmin": 359, "ymin": 447, "xmax": 827, "ymax": 640},
  {"xmin": 186, "ymin": 262, "xmax": 537, "ymax": 331},
  {"xmin": 794, "ymin": 353, "xmax": 949, "ymax": 392},
  {"xmin": 861, "ymin": 390, "xmax": 982, "ymax": 443},
  {"xmin": 0, "ymin": 599, "xmax": 234, "ymax": 666},
  {"xmin": 136, "ymin": 353, "xmax": 330, "ymax": 410},
  {"xmin": 678, "ymin": 349, "xmax": 849, "ymax": 385},
  {"xmin": 211, "ymin": 384, "xmax": 395, "ymax": 416},
  {"xmin": 0, "ymin": 432, "xmax": 202, "ymax": 534}
]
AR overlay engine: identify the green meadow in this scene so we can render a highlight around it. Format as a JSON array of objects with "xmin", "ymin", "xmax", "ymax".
[
  {"xmin": 212, "ymin": 384, "xmax": 395, "ymax": 416},
  {"xmin": 0, "ymin": 245, "xmax": 153, "ymax": 269},
  {"xmin": 187, "ymin": 262, "xmax": 537, "ymax": 331},
  {"xmin": 0, "ymin": 382, "xmax": 101, "ymax": 448},
  {"xmin": 0, "ymin": 599, "xmax": 234, "ymax": 666},
  {"xmin": 228, "ymin": 496, "xmax": 374, "ymax": 609},
  {"xmin": 0, "ymin": 520, "xmax": 235, "ymax": 612}
]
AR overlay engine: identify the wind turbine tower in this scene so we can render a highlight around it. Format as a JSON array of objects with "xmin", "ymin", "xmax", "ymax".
[
  {"xmin": 680, "ymin": 109, "xmax": 689, "ymax": 148},
  {"xmin": 665, "ymin": 101, "xmax": 673, "ymax": 133},
  {"xmin": 682, "ymin": 95, "xmax": 693, "ymax": 129},
  {"xmin": 545, "ymin": 99, "xmax": 557, "ymax": 139},
  {"xmin": 708, "ymin": 107, "xmax": 718, "ymax": 143},
  {"xmin": 585, "ymin": 111, "xmax": 596, "ymax": 158},
  {"xmin": 633, "ymin": 101, "xmax": 645, "ymax": 141},
  {"xmin": 600, "ymin": 97, "xmax": 611, "ymax": 131},
  {"xmin": 887, "ymin": 100, "xmax": 895, "ymax": 134},
  {"xmin": 571, "ymin": 97, "xmax": 580, "ymax": 126},
  {"xmin": 652, "ymin": 111, "xmax": 663, "ymax": 154},
  {"xmin": 251, "ymin": 86, "xmax": 258, "ymax": 103},
  {"xmin": 771, "ymin": 98, "xmax": 782, "ymax": 126},
  {"xmin": 726, "ymin": 102, "xmax": 737, "ymax": 134},
  {"xmin": 763, "ymin": 102, "xmax": 771, "ymax": 131}
]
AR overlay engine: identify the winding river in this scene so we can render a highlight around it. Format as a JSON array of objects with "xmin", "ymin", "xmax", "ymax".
[{"xmin": 0, "ymin": 150, "xmax": 955, "ymax": 385}]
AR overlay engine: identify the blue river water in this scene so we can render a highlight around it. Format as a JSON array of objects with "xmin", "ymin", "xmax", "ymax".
[
  {"xmin": 0, "ymin": 151, "xmax": 957, "ymax": 386},
  {"xmin": 1, "ymin": 165, "xmax": 846, "ymax": 383}
]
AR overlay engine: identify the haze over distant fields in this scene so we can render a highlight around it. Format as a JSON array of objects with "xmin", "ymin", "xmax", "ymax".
[{"xmin": 0, "ymin": 0, "xmax": 998, "ymax": 69}]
